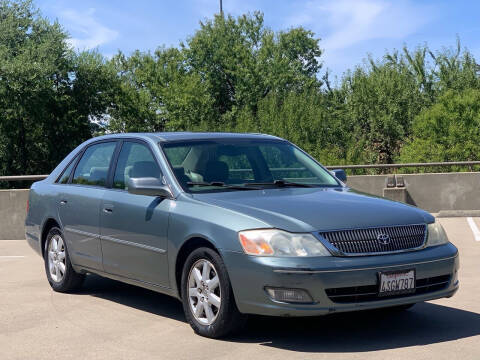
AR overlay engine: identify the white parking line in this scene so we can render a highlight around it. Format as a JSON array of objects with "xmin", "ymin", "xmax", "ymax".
[
  {"xmin": 0, "ymin": 256, "xmax": 26, "ymax": 258},
  {"xmin": 466, "ymin": 217, "xmax": 480, "ymax": 242}
]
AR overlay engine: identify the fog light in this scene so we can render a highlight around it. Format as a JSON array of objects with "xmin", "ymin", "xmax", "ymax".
[{"xmin": 265, "ymin": 287, "xmax": 313, "ymax": 303}]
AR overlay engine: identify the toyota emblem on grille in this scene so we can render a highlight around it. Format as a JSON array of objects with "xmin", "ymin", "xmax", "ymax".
[{"xmin": 376, "ymin": 233, "xmax": 390, "ymax": 245}]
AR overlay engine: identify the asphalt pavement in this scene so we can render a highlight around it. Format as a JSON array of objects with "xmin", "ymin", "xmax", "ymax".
[{"xmin": 1, "ymin": 217, "xmax": 479, "ymax": 360}]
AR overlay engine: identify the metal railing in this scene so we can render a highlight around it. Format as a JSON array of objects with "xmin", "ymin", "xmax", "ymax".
[
  {"xmin": 1, "ymin": 161, "xmax": 480, "ymax": 182},
  {"xmin": 0, "ymin": 175, "xmax": 48, "ymax": 182},
  {"xmin": 324, "ymin": 161, "xmax": 480, "ymax": 170}
]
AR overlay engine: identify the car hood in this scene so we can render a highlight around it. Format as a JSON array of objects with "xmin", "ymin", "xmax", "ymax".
[{"xmin": 192, "ymin": 187, "xmax": 434, "ymax": 233}]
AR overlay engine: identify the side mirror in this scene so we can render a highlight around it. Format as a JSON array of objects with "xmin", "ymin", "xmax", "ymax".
[
  {"xmin": 331, "ymin": 169, "xmax": 347, "ymax": 183},
  {"xmin": 127, "ymin": 177, "xmax": 173, "ymax": 198}
]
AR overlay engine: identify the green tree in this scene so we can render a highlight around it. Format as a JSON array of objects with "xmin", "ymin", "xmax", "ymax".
[
  {"xmin": 400, "ymin": 89, "xmax": 480, "ymax": 167},
  {"xmin": 0, "ymin": 0, "xmax": 117, "ymax": 179},
  {"xmin": 108, "ymin": 48, "xmax": 214, "ymax": 133},
  {"xmin": 340, "ymin": 61, "xmax": 427, "ymax": 165},
  {"xmin": 233, "ymin": 90, "xmax": 347, "ymax": 163},
  {"xmin": 384, "ymin": 41, "xmax": 480, "ymax": 100},
  {"xmin": 3, "ymin": 0, "xmax": 480, "ymax": 180},
  {"xmin": 184, "ymin": 12, "xmax": 322, "ymax": 124},
  {"xmin": 110, "ymin": 12, "xmax": 323, "ymax": 133}
]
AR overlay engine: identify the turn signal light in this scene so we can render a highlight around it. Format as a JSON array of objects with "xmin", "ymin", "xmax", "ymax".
[{"xmin": 239, "ymin": 233, "xmax": 274, "ymax": 255}]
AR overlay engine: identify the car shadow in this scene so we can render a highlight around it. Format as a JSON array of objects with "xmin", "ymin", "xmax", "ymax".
[
  {"xmin": 78, "ymin": 274, "xmax": 186, "ymax": 322},
  {"xmin": 231, "ymin": 303, "xmax": 480, "ymax": 352},
  {"xmin": 78, "ymin": 275, "xmax": 480, "ymax": 352}
]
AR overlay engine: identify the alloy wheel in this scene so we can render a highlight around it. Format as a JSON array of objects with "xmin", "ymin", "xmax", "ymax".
[
  {"xmin": 187, "ymin": 259, "xmax": 222, "ymax": 325},
  {"xmin": 48, "ymin": 234, "xmax": 66, "ymax": 282}
]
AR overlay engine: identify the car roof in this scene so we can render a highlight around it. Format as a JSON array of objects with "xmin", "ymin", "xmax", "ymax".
[{"xmin": 92, "ymin": 132, "xmax": 283, "ymax": 143}]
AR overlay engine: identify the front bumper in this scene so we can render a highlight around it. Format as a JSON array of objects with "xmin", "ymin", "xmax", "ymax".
[{"xmin": 222, "ymin": 243, "xmax": 459, "ymax": 316}]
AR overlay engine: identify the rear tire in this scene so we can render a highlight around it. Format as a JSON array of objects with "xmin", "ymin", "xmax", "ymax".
[
  {"xmin": 181, "ymin": 247, "xmax": 246, "ymax": 338},
  {"xmin": 44, "ymin": 227, "xmax": 85, "ymax": 292}
]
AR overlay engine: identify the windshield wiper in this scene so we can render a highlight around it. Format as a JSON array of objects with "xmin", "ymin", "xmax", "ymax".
[
  {"xmin": 187, "ymin": 182, "xmax": 261, "ymax": 191},
  {"xmin": 245, "ymin": 180, "xmax": 315, "ymax": 188}
]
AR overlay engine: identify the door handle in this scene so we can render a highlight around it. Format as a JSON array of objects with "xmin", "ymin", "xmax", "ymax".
[
  {"xmin": 103, "ymin": 203, "xmax": 114, "ymax": 214},
  {"xmin": 60, "ymin": 200, "xmax": 67, "ymax": 205}
]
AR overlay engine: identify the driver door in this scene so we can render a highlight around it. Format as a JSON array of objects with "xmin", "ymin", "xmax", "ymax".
[{"xmin": 100, "ymin": 140, "xmax": 171, "ymax": 287}]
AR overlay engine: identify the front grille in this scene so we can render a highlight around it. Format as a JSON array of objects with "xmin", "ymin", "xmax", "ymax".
[
  {"xmin": 318, "ymin": 224, "xmax": 427, "ymax": 255},
  {"xmin": 325, "ymin": 275, "xmax": 451, "ymax": 303}
]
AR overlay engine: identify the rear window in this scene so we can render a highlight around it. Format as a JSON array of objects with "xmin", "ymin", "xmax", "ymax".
[{"xmin": 218, "ymin": 153, "xmax": 254, "ymax": 181}]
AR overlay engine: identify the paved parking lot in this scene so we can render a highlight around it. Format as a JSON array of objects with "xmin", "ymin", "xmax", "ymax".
[{"xmin": 1, "ymin": 217, "xmax": 479, "ymax": 360}]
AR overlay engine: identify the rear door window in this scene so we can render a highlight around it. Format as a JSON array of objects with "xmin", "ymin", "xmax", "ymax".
[{"xmin": 72, "ymin": 142, "xmax": 117, "ymax": 187}]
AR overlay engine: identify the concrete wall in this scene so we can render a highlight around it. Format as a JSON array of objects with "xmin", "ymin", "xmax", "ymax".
[
  {"xmin": 348, "ymin": 172, "xmax": 480, "ymax": 212},
  {"xmin": 0, "ymin": 190, "xmax": 29, "ymax": 240},
  {"xmin": 0, "ymin": 172, "xmax": 479, "ymax": 239}
]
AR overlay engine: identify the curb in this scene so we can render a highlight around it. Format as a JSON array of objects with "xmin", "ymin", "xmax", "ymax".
[{"xmin": 436, "ymin": 210, "xmax": 480, "ymax": 218}]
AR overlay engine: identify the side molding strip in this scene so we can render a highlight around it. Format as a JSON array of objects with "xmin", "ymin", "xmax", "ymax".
[
  {"xmin": 64, "ymin": 227, "xmax": 98, "ymax": 239},
  {"xmin": 65, "ymin": 227, "xmax": 167, "ymax": 254},
  {"xmin": 101, "ymin": 235, "xmax": 167, "ymax": 254}
]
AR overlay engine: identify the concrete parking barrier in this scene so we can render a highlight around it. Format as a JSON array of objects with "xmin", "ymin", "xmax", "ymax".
[
  {"xmin": 0, "ymin": 189, "xmax": 29, "ymax": 240},
  {"xmin": 348, "ymin": 172, "xmax": 480, "ymax": 213},
  {"xmin": 0, "ymin": 171, "xmax": 479, "ymax": 239}
]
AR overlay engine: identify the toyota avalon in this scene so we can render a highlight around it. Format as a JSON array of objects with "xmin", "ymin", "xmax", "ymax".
[{"xmin": 25, "ymin": 132, "xmax": 459, "ymax": 338}]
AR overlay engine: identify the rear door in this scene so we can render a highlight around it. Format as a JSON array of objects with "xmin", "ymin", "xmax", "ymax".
[
  {"xmin": 57, "ymin": 141, "xmax": 118, "ymax": 271},
  {"xmin": 100, "ymin": 140, "xmax": 171, "ymax": 287}
]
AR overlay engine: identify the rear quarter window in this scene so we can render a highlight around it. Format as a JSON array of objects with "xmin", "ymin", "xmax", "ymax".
[{"xmin": 56, "ymin": 156, "xmax": 78, "ymax": 184}]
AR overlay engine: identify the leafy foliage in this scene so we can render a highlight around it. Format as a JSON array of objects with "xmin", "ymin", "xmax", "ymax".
[
  {"xmin": 2, "ymin": 1, "xmax": 480, "ymax": 183},
  {"xmin": 108, "ymin": 48, "xmax": 215, "ymax": 132},
  {"xmin": 108, "ymin": 12, "xmax": 480, "ymax": 171},
  {"xmin": 0, "ymin": 0, "xmax": 117, "ymax": 180},
  {"xmin": 339, "ymin": 62, "xmax": 427, "ymax": 164},
  {"xmin": 108, "ymin": 13, "xmax": 322, "ymax": 133},
  {"xmin": 400, "ymin": 89, "xmax": 480, "ymax": 167}
]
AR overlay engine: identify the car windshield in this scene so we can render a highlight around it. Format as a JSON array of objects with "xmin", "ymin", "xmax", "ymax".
[{"xmin": 161, "ymin": 139, "xmax": 340, "ymax": 192}]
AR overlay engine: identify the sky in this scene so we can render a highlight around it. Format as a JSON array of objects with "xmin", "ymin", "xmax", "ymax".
[{"xmin": 36, "ymin": 0, "xmax": 480, "ymax": 79}]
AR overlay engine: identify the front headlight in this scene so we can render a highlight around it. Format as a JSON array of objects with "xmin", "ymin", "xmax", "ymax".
[
  {"xmin": 426, "ymin": 222, "xmax": 449, "ymax": 247},
  {"xmin": 238, "ymin": 229, "xmax": 331, "ymax": 257}
]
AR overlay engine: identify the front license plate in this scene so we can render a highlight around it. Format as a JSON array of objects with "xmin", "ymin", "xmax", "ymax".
[{"xmin": 378, "ymin": 269, "xmax": 416, "ymax": 297}]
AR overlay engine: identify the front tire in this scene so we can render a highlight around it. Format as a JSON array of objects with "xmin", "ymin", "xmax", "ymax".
[
  {"xmin": 181, "ymin": 247, "xmax": 246, "ymax": 338},
  {"xmin": 44, "ymin": 227, "xmax": 85, "ymax": 292}
]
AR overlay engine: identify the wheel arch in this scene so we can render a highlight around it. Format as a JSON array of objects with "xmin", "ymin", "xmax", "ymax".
[
  {"xmin": 174, "ymin": 236, "xmax": 219, "ymax": 298},
  {"xmin": 41, "ymin": 218, "xmax": 61, "ymax": 258}
]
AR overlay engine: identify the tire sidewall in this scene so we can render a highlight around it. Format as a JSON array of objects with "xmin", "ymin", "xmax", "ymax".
[
  {"xmin": 44, "ymin": 227, "xmax": 71, "ymax": 291},
  {"xmin": 181, "ymin": 247, "xmax": 236, "ymax": 338}
]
